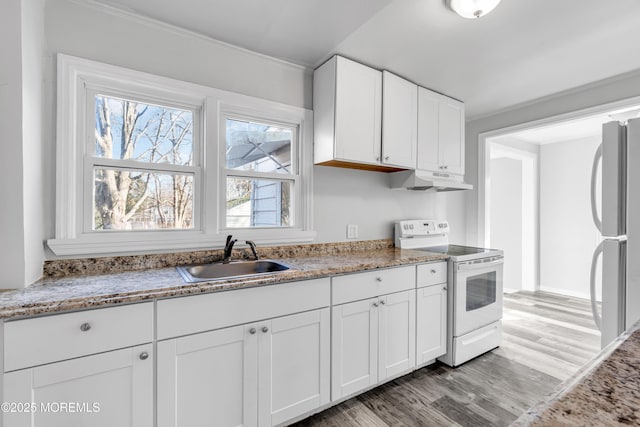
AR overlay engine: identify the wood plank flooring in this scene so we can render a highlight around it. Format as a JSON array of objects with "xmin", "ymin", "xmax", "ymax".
[{"xmin": 291, "ymin": 291, "xmax": 601, "ymax": 427}]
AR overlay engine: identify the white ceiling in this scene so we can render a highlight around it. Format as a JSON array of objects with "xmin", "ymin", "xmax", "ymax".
[{"xmin": 97, "ymin": 0, "xmax": 640, "ymax": 118}]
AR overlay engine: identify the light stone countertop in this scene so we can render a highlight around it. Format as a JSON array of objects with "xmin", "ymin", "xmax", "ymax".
[
  {"xmin": 513, "ymin": 320, "xmax": 640, "ymax": 426},
  {"xmin": 0, "ymin": 246, "xmax": 447, "ymax": 320}
]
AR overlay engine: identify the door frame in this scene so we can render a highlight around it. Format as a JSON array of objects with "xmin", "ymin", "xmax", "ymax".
[{"xmin": 476, "ymin": 96, "xmax": 640, "ymax": 248}]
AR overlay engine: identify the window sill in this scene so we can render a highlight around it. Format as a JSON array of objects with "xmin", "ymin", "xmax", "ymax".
[{"xmin": 47, "ymin": 230, "xmax": 317, "ymax": 257}]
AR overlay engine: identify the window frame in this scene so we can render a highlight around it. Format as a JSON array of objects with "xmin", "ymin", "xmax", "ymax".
[
  {"xmin": 83, "ymin": 87, "xmax": 203, "ymax": 234},
  {"xmin": 48, "ymin": 54, "xmax": 315, "ymax": 256},
  {"xmin": 220, "ymin": 112, "xmax": 300, "ymax": 230}
]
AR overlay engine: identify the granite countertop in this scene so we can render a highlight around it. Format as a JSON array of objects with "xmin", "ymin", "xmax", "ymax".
[
  {"xmin": 513, "ymin": 320, "xmax": 640, "ymax": 426},
  {"xmin": 0, "ymin": 245, "xmax": 447, "ymax": 320}
]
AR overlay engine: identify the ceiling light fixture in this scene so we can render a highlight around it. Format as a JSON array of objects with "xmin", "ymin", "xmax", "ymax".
[{"xmin": 447, "ymin": 0, "xmax": 502, "ymax": 19}]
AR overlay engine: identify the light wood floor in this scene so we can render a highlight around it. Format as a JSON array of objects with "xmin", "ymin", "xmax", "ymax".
[{"xmin": 292, "ymin": 291, "xmax": 601, "ymax": 427}]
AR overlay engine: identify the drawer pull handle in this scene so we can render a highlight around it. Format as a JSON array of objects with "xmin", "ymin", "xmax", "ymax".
[
  {"xmin": 373, "ymin": 302, "xmax": 379, "ymax": 308},
  {"xmin": 80, "ymin": 323, "xmax": 91, "ymax": 332},
  {"xmin": 376, "ymin": 277, "xmax": 383, "ymax": 282},
  {"xmin": 249, "ymin": 328, "xmax": 257, "ymax": 335},
  {"xmin": 431, "ymin": 269, "xmax": 437, "ymax": 274},
  {"xmin": 262, "ymin": 326, "xmax": 269, "ymax": 333},
  {"xmin": 380, "ymin": 300, "xmax": 386, "ymax": 305},
  {"xmin": 139, "ymin": 352, "xmax": 149, "ymax": 361}
]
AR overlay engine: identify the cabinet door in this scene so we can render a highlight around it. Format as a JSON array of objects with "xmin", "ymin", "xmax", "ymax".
[
  {"xmin": 417, "ymin": 87, "xmax": 441, "ymax": 172},
  {"xmin": 331, "ymin": 298, "xmax": 378, "ymax": 400},
  {"xmin": 259, "ymin": 308, "xmax": 330, "ymax": 426},
  {"xmin": 439, "ymin": 97, "xmax": 465, "ymax": 175},
  {"xmin": 3, "ymin": 344, "xmax": 153, "ymax": 427},
  {"xmin": 335, "ymin": 57, "xmax": 382, "ymax": 165},
  {"xmin": 382, "ymin": 71, "xmax": 417, "ymax": 168},
  {"xmin": 378, "ymin": 290, "xmax": 416, "ymax": 381},
  {"xmin": 416, "ymin": 284, "xmax": 448, "ymax": 366},
  {"xmin": 157, "ymin": 325, "xmax": 258, "ymax": 427}
]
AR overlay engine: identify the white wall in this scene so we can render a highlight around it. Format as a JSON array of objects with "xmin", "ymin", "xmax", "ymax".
[
  {"xmin": 0, "ymin": 0, "xmax": 46, "ymax": 288},
  {"xmin": 539, "ymin": 136, "xmax": 601, "ymax": 299},
  {"xmin": 0, "ymin": 0, "xmax": 471, "ymax": 286},
  {"xmin": 466, "ymin": 70, "xmax": 640, "ymax": 247},
  {"xmin": 490, "ymin": 157, "xmax": 523, "ymax": 292},
  {"xmin": 314, "ymin": 166, "xmax": 467, "ymax": 244}
]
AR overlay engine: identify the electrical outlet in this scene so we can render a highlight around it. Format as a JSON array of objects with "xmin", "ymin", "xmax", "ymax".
[{"xmin": 347, "ymin": 224, "xmax": 358, "ymax": 239}]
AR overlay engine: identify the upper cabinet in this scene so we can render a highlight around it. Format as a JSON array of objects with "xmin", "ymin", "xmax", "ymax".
[
  {"xmin": 417, "ymin": 87, "xmax": 465, "ymax": 175},
  {"xmin": 381, "ymin": 71, "xmax": 418, "ymax": 169},
  {"xmin": 314, "ymin": 56, "xmax": 391, "ymax": 171},
  {"xmin": 313, "ymin": 55, "xmax": 465, "ymax": 177}
]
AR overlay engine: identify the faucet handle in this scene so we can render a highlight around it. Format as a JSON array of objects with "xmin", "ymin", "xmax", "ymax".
[{"xmin": 245, "ymin": 240, "xmax": 259, "ymax": 260}]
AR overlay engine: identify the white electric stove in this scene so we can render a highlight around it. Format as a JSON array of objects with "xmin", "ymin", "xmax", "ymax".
[{"xmin": 395, "ymin": 219, "xmax": 504, "ymax": 367}]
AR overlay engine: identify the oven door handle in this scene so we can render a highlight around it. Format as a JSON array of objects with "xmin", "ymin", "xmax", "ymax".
[{"xmin": 457, "ymin": 257, "xmax": 504, "ymax": 272}]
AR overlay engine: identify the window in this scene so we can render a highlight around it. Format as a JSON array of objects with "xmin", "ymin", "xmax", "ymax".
[
  {"xmin": 49, "ymin": 54, "xmax": 314, "ymax": 256},
  {"xmin": 223, "ymin": 117, "xmax": 297, "ymax": 229},
  {"xmin": 90, "ymin": 93, "xmax": 199, "ymax": 231}
]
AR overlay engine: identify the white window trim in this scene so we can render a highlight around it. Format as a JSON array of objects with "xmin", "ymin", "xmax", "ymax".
[{"xmin": 48, "ymin": 54, "xmax": 314, "ymax": 256}]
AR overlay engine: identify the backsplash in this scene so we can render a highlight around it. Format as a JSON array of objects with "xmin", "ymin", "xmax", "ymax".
[{"xmin": 42, "ymin": 239, "xmax": 394, "ymax": 279}]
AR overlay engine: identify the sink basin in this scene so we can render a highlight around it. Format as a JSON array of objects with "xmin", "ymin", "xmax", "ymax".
[{"xmin": 176, "ymin": 260, "xmax": 294, "ymax": 283}]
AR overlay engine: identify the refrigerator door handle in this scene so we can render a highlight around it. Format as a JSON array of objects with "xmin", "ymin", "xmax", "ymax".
[
  {"xmin": 590, "ymin": 143, "xmax": 603, "ymax": 233},
  {"xmin": 590, "ymin": 241, "xmax": 604, "ymax": 331}
]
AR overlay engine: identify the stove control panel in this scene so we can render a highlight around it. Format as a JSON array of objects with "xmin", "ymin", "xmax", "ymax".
[{"xmin": 395, "ymin": 220, "xmax": 449, "ymax": 237}]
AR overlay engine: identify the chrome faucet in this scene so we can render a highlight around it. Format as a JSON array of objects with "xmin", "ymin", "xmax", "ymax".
[
  {"xmin": 245, "ymin": 240, "xmax": 259, "ymax": 260},
  {"xmin": 223, "ymin": 235, "xmax": 237, "ymax": 263}
]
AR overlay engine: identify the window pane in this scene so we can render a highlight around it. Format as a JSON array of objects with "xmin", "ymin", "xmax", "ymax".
[
  {"xmin": 95, "ymin": 95, "xmax": 193, "ymax": 166},
  {"xmin": 226, "ymin": 177, "xmax": 291, "ymax": 228},
  {"xmin": 226, "ymin": 118, "xmax": 292, "ymax": 174},
  {"xmin": 93, "ymin": 168, "xmax": 194, "ymax": 231}
]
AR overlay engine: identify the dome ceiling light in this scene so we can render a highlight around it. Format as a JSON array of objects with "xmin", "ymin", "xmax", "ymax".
[{"xmin": 447, "ymin": 0, "xmax": 503, "ymax": 19}]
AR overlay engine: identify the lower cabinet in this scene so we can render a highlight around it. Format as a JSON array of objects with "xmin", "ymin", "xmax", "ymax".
[
  {"xmin": 3, "ymin": 344, "xmax": 153, "ymax": 427},
  {"xmin": 416, "ymin": 283, "xmax": 448, "ymax": 365},
  {"xmin": 157, "ymin": 308, "xmax": 330, "ymax": 427},
  {"xmin": 331, "ymin": 289, "xmax": 416, "ymax": 400}
]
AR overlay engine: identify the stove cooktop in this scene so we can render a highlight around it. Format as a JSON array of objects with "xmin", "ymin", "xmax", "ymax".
[{"xmin": 415, "ymin": 244, "xmax": 498, "ymax": 257}]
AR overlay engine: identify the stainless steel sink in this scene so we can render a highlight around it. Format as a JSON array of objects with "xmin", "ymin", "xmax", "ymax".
[{"xmin": 176, "ymin": 260, "xmax": 294, "ymax": 283}]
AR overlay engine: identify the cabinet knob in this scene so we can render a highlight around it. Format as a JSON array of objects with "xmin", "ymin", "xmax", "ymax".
[
  {"xmin": 262, "ymin": 326, "xmax": 269, "ymax": 333},
  {"xmin": 443, "ymin": 286, "xmax": 448, "ymax": 291},
  {"xmin": 430, "ymin": 269, "xmax": 437, "ymax": 274},
  {"xmin": 376, "ymin": 156, "xmax": 380, "ymax": 161},
  {"xmin": 380, "ymin": 300, "xmax": 386, "ymax": 305},
  {"xmin": 80, "ymin": 323, "xmax": 91, "ymax": 332},
  {"xmin": 373, "ymin": 302, "xmax": 379, "ymax": 308},
  {"xmin": 443, "ymin": 165, "xmax": 448, "ymax": 170},
  {"xmin": 249, "ymin": 327, "xmax": 257, "ymax": 335},
  {"xmin": 139, "ymin": 352, "xmax": 149, "ymax": 360},
  {"xmin": 384, "ymin": 156, "xmax": 390, "ymax": 161},
  {"xmin": 375, "ymin": 277, "xmax": 382, "ymax": 282}
]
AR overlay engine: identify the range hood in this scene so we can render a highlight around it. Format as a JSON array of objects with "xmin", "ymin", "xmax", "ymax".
[{"xmin": 389, "ymin": 170, "xmax": 473, "ymax": 192}]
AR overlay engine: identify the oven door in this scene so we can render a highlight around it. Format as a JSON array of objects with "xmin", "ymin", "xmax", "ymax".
[{"xmin": 453, "ymin": 256, "xmax": 504, "ymax": 337}]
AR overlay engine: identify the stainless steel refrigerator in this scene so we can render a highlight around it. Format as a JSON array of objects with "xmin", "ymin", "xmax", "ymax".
[{"xmin": 590, "ymin": 118, "xmax": 640, "ymax": 347}]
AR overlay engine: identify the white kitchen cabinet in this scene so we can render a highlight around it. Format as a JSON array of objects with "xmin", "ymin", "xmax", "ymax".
[
  {"xmin": 417, "ymin": 87, "xmax": 465, "ymax": 175},
  {"xmin": 382, "ymin": 71, "xmax": 417, "ymax": 169},
  {"xmin": 314, "ymin": 55, "xmax": 387, "ymax": 169},
  {"xmin": 3, "ymin": 344, "xmax": 153, "ymax": 427},
  {"xmin": 416, "ymin": 283, "xmax": 448, "ymax": 366},
  {"xmin": 331, "ymin": 289, "xmax": 415, "ymax": 401},
  {"xmin": 158, "ymin": 308, "xmax": 330, "ymax": 427}
]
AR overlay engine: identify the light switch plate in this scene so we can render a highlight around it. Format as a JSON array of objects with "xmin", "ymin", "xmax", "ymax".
[{"xmin": 347, "ymin": 224, "xmax": 358, "ymax": 239}]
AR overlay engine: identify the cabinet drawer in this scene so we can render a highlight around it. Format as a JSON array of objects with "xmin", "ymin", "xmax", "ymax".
[
  {"xmin": 417, "ymin": 262, "xmax": 448, "ymax": 286},
  {"xmin": 4, "ymin": 302, "xmax": 153, "ymax": 372},
  {"xmin": 157, "ymin": 278, "xmax": 330, "ymax": 340},
  {"xmin": 332, "ymin": 266, "xmax": 415, "ymax": 305}
]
